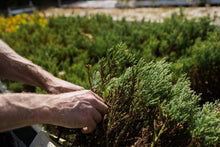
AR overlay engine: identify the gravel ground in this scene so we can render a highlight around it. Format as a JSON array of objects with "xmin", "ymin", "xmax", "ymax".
[{"xmin": 45, "ymin": 6, "xmax": 220, "ymax": 25}]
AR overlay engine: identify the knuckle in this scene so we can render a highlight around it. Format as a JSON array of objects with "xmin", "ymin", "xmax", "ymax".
[
  {"xmin": 86, "ymin": 106, "xmax": 94, "ymax": 113},
  {"xmin": 82, "ymin": 96, "xmax": 97, "ymax": 104},
  {"xmin": 83, "ymin": 89, "xmax": 91, "ymax": 93},
  {"xmin": 88, "ymin": 97, "xmax": 97, "ymax": 103},
  {"xmin": 78, "ymin": 101, "xmax": 93, "ymax": 111}
]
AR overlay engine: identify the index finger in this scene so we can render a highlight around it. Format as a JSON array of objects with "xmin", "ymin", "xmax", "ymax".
[{"xmin": 90, "ymin": 91, "xmax": 104, "ymax": 102}]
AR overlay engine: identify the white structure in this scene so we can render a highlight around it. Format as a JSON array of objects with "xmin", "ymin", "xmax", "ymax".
[
  {"xmin": 8, "ymin": 0, "xmax": 36, "ymax": 15},
  {"xmin": 116, "ymin": 0, "xmax": 220, "ymax": 8}
]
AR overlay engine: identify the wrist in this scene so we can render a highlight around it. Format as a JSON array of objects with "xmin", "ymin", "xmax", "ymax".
[
  {"xmin": 43, "ymin": 76, "xmax": 85, "ymax": 94},
  {"xmin": 40, "ymin": 73, "xmax": 57, "ymax": 92},
  {"xmin": 42, "ymin": 76, "xmax": 63, "ymax": 93},
  {"xmin": 35, "ymin": 94, "xmax": 57, "ymax": 125},
  {"xmin": 32, "ymin": 66, "xmax": 58, "ymax": 92}
]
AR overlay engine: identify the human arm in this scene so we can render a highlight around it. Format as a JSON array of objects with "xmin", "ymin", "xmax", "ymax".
[
  {"xmin": 0, "ymin": 90, "xmax": 108, "ymax": 133},
  {"xmin": 0, "ymin": 39, "xmax": 84, "ymax": 93}
]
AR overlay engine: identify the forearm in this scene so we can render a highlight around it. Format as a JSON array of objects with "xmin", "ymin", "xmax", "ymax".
[
  {"xmin": 0, "ymin": 91, "xmax": 108, "ymax": 133},
  {"xmin": 0, "ymin": 93, "xmax": 51, "ymax": 132},
  {"xmin": 0, "ymin": 39, "xmax": 55, "ymax": 90},
  {"xmin": 0, "ymin": 39, "xmax": 84, "ymax": 93}
]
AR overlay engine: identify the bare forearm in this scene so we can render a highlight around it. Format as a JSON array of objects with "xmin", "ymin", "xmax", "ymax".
[
  {"xmin": 0, "ymin": 40, "xmax": 55, "ymax": 90},
  {"xmin": 0, "ymin": 93, "xmax": 51, "ymax": 132},
  {"xmin": 0, "ymin": 39, "xmax": 84, "ymax": 93}
]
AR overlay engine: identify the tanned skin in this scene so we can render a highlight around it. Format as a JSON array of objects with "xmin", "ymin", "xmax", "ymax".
[{"xmin": 0, "ymin": 40, "xmax": 108, "ymax": 133}]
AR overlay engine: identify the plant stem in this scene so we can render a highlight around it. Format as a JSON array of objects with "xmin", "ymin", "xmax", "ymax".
[
  {"xmin": 86, "ymin": 64, "xmax": 93, "ymax": 91},
  {"xmin": 151, "ymin": 118, "xmax": 168, "ymax": 147}
]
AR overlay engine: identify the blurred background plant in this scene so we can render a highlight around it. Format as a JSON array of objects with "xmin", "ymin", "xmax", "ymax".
[{"xmin": 0, "ymin": 12, "xmax": 47, "ymax": 33}]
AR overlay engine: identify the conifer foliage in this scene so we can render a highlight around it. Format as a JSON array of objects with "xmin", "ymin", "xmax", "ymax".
[{"xmin": 57, "ymin": 43, "xmax": 219, "ymax": 146}]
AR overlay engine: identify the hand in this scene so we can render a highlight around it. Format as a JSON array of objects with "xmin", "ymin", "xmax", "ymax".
[
  {"xmin": 46, "ymin": 90, "xmax": 108, "ymax": 134},
  {"xmin": 45, "ymin": 77, "xmax": 85, "ymax": 94}
]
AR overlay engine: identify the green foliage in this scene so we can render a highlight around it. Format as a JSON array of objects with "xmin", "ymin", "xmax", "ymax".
[
  {"xmin": 191, "ymin": 31, "xmax": 220, "ymax": 69},
  {"xmin": 92, "ymin": 44, "xmax": 218, "ymax": 146},
  {"xmin": 71, "ymin": 43, "xmax": 176, "ymax": 146},
  {"xmin": 0, "ymin": 11, "xmax": 216, "ymax": 93},
  {"xmin": 191, "ymin": 101, "xmax": 220, "ymax": 146},
  {"xmin": 170, "ymin": 30, "xmax": 220, "ymax": 103},
  {"xmin": 161, "ymin": 75, "xmax": 200, "ymax": 123},
  {"xmin": 54, "ymin": 43, "xmax": 219, "ymax": 146},
  {"xmin": 5, "ymin": 81, "xmax": 23, "ymax": 92}
]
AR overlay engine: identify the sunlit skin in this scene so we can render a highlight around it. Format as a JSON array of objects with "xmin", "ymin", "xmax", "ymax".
[{"xmin": 0, "ymin": 39, "xmax": 108, "ymax": 133}]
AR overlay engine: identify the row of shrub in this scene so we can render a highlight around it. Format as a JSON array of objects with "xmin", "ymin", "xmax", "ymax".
[{"xmin": 0, "ymin": 10, "xmax": 219, "ymax": 146}]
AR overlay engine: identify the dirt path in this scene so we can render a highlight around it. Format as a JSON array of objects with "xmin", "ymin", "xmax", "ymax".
[{"xmin": 45, "ymin": 7, "xmax": 220, "ymax": 25}]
